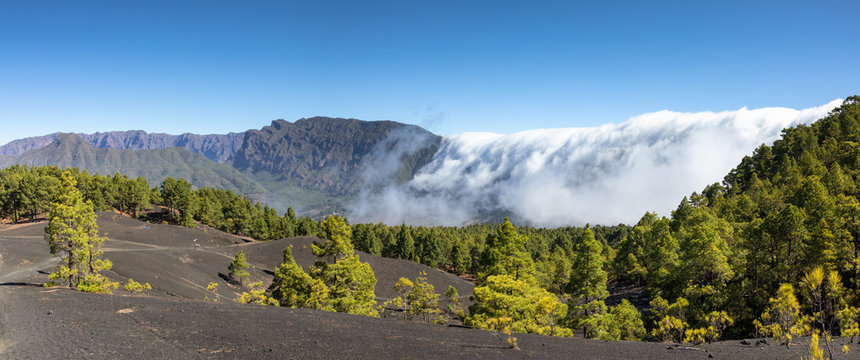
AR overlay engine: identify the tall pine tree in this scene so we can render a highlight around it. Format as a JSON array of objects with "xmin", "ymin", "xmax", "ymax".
[{"xmin": 45, "ymin": 170, "xmax": 117, "ymax": 293}]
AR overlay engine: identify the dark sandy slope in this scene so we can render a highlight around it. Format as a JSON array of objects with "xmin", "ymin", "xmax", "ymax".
[
  {"xmin": 5, "ymin": 285, "xmax": 851, "ymax": 360},
  {"xmin": 1, "ymin": 213, "xmax": 855, "ymax": 359}
]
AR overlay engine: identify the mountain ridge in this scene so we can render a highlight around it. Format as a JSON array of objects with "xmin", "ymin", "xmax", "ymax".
[
  {"xmin": 0, "ymin": 117, "xmax": 442, "ymax": 217},
  {"xmin": 0, "ymin": 133, "xmax": 266, "ymax": 200},
  {"xmin": 233, "ymin": 117, "xmax": 441, "ymax": 196},
  {"xmin": 0, "ymin": 130, "xmax": 245, "ymax": 163}
]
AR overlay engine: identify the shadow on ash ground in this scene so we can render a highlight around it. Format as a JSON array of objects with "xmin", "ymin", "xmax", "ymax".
[{"xmin": 1, "ymin": 212, "xmax": 855, "ymax": 359}]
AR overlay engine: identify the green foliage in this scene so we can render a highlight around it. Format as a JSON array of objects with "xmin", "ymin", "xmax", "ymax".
[
  {"xmin": 675, "ymin": 209, "xmax": 734, "ymax": 322},
  {"xmin": 312, "ymin": 253, "xmax": 378, "ymax": 316},
  {"xmin": 266, "ymin": 218, "xmax": 378, "ymax": 317},
  {"xmin": 613, "ymin": 213, "xmax": 678, "ymax": 293},
  {"xmin": 5, "ymin": 134, "xmax": 266, "ymax": 200},
  {"xmin": 478, "ymin": 218, "xmax": 536, "ymax": 283},
  {"xmin": 652, "ymin": 315, "xmax": 686, "ymax": 343},
  {"xmin": 801, "ymin": 266, "xmax": 843, "ymax": 358},
  {"xmin": 466, "ymin": 274, "xmax": 572, "ymax": 337},
  {"xmin": 381, "ymin": 272, "xmax": 442, "ymax": 323},
  {"xmin": 12, "ymin": 95, "xmax": 860, "ymax": 341},
  {"xmin": 809, "ymin": 332, "xmax": 825, "ymax": 360},
  {"xmin": 566, "ymin": 228, "xmax": 610, "ymax": 337},
  {"xmin": 395, "ymin": 225, "xmax": 415, "ymax": 261},
  {"xmin": 837, "ymin": 306, "xmax": 860, "ymax": 341},
  {"xmin": 124, "ymin": 278, "xmax": 152, "ymax": 295},
  {"xmin": 228, "ymin": 251, "xmax": 251, "ymax": 285},
  {"xmin": 448, "ymin": 240, "xmax": 470, "ymax": 275},
  {"xmin": 160, "ymin": 177, "xmax": 196, "ymax": 227},
  {"xmin": 567, "ymin": 228, "xmax": 608, "ymax": 303},
  {"xmin": 594, "ymin": 299, "xmax": 647, "ymax": 341},
  {"xmin": 269, "ymin": 246, "xmax": 331, "ymax": 310},
  {"xmin": 571, "ymin": 300, "xmax": 609, "ymax": 338},
  {"xmin": 236, "ymin": 281, "xmax": 279, "ymax": 306},
  {"xmin": 754, "ymin": 284, "xmax": 808, "ymax": 347},
  {"xmin": 314, "ymin": 215, "xmax": 353, "ymax": 261},
  {"xmin": 205, "ymin": 282, "xmax": 219, "ymax": 302},
  {"xmin": 466, "ymin": 219, "xmax": 571, "ymax": 337},
  {"xmin": 113, "ymin": 173, "xmax": 150, "ymax": 217},
  {"xmin": 44, "ymin": 170, "xmax": 117, "ymax": 293},
  {"xmin": 648, "ymin": 296, "xmax": 689, "ymax": 343},
  {"xmin": 684, "ymin": 311, "xmax": 733, "ymax": 344},
  {"xmin": 444, "ymin": 285, "xmax": 465, "ymax": 319},
  {"xmin": 191, "ymin": 186, "xmax": 297, "ymax": 240},
  {"xmin": 352, "ymin": 223, "xmax": 382, "ymax": 256}
]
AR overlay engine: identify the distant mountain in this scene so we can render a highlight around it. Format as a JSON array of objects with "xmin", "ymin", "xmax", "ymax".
[
  {"xmin": 2, "ymin": 133, "xmax": 265, "ymax": 199},
  {"xmin": 0, "ymin": 118, "xmax": 441, "ymax": 217},
  {"xmin": 0, "ymin": 133, "xmax": 61, "ymax": 157},
  {"xmin": 82, "ymin": 130, "xmax": 245, "ymax": 163},
  {"xmin": 234, "ymin": 117, "xmax": 441, "ymax": 195},
  {"xmin": 0, "ymin": 130, "xmax": 245, "ymax": 163}
]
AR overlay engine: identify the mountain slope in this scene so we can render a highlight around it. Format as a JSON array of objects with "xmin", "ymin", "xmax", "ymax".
[
  {"xmin": 5, "ymin": 133, "xmax": 265, "ymax": 198},
  {"xmin": 234, "ymin": 117, "xmax": 440, "ymax": 195},
  {"xmin": 0, "ymin": 133, "xmax": 61, "ymax": 157},
  {"xmin": 0, "ymin": 118, "xmax": 442, "ymax": 217},
  {"xmin": 82, "ymin": 130, "xmax": 245, "ymax": 163},
  {"xmin": 0, "ymin": 130, "xmax": 245, "ymax": 163}
]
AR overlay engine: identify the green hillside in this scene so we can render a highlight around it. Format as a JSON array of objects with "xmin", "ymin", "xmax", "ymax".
[
  {"xmin": 6, "ymin": 133, "xmax": 265, "ymax": 199},
  {"xmin": 612, "ymin": 96, "xmax": 860, "ymax": 339}
]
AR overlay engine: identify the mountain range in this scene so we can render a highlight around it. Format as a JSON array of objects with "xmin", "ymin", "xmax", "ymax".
[
  {"xmin": 0, "ymin": 130, "xmax": 245, "ymax": 162},
  {"xmin": 0, "ymin": 117, "xmax": 440, "ymax": 217}
]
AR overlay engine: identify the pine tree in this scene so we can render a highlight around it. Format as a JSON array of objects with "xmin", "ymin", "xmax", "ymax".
[
  {"xmin": 801, "ymin": 266, "xmax": 843, "ymax": 358},
  {"xmin": 444, "ymin": 285, "xmax": 464, "ymax": 318},
  {"xmin": 381, "ymin": 272, "xmax": 442, "ymax": 322},
  {"xmin": 603, "ymin": 300, "xmax": 647, "ymax": 341},
  {"xmin": 566, "ymin": 227, "xmax": 610, "ymax": 336},
  {"xmin": 676, "ymin": 210, "xmax": 734, "ymax": 321},
  {"xmin": 45, "ymin": 170, "xmax": 117, "ymax": 293},
  {"xmin": 449, "ymin": 240, "xmax": 470, "ymax": 275},
  {"xmin": 419, "ymin": 229, "xmax": 444, "ymax": 268},
  {"xmin": 478, "ymin": 218, "xmax": 536, "ymax": 282},
  {"xmin": 311, "ymin": 215, "xmax": 378, "ymax": 316},
  {"xmin": 754, "ymin": 284, "xmax": 805, "ymax": 348},
  {"xmin": 467, "ymin": 219, "xmax": 569, "ymax": 337},
  {"xmin": 567, "ymin": 227, "xmax": 608, "ymax": 302},
  {"xmin": 228, "ymin": 250, "xmax": 250, "ymax": 285},
  {"xmin": 466, "ymin": 274, "xmax": 572, "ymax": 337},
  {"xmin": 395, "ymin": 225, "xmax": 415, "ymax": 261},
  {"xmin": 313, "ymin": 250, "xmax": 378, "ymax": 316},
  {"xmin": 269, "ymin": 246, "xmax": 331, "ymax": 310},
  {"xmin": 160, "ymin": 177, "xmax": 196, "ymax": 227}
]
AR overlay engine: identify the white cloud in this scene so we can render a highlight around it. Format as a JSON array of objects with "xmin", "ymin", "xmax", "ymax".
[{"xmin": 348, "ymin": 99, "xmax": 843, "ymax": 227}]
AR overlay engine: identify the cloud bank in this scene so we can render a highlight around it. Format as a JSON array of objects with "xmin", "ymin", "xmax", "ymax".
[{"xmin": 348, "ymin": 100, "xmax": 843, "ymax": 227}]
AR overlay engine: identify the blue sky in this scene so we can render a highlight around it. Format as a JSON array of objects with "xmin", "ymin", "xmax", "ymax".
[{"xmin": 1, "ymin": 0, "xmax": 858, "ymax": 145}]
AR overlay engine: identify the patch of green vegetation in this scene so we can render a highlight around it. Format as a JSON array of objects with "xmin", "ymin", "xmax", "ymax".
[{"xmin": 251, "ymin": 171, "xmax": 351, "ymax": 217}]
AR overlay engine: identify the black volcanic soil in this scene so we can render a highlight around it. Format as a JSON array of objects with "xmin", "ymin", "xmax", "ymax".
[{"xmin": 1, "ymin": 213, "xmax": 856, "ymax": 359}]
